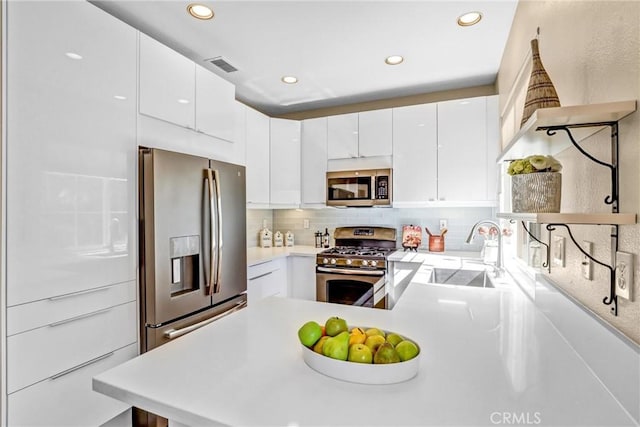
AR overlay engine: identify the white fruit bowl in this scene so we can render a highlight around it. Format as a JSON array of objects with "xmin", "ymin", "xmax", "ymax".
[{"xmin": 300, "ymin": 332, "xmax": 421, "ymax": 385}]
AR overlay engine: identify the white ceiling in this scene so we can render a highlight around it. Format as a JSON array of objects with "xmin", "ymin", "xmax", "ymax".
[{"xmin": 92, "ymin": 1, "xmax": 518, "ymax": 116}]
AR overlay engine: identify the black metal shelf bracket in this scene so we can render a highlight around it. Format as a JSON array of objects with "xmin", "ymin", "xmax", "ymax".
[
  {"xmin": 542, "ymin": 123, "xmax": 619, "ymax": 210},
  {"xmin": 546, "ymin": 223, "xmax": 618, "ymax": 316}
]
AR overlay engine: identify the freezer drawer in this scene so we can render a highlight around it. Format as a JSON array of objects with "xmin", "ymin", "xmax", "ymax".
[{"xmin": 144, "ymin": 293, "xmax": 247, "ymax": 351}]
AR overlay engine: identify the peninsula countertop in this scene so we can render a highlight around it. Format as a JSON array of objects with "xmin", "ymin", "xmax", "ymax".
[{"xmin": 93, "ymin": 280, "xmax": 636, "ymax": 426}]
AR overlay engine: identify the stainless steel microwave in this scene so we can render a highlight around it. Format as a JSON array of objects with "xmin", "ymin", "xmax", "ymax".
[{"xmin": 326, "ymin": 169, "xmax": 392, "ymax": 207}]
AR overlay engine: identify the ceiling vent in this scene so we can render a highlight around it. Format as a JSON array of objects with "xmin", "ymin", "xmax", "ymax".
[{"xmin": 207, "ymin": 57, "xmax": 238, "ymax": 73}]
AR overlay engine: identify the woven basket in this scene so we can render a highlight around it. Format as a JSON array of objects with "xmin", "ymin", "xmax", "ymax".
[
  {"xmin": 511, "ymin": 172, "xmax": 561, "ymax": 213},
  {"xmin": 521, "ymin": 39, "xmax": 560, "ymax": 127}
]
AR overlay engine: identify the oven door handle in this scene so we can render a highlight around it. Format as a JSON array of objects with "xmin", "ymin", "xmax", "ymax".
[{"xmin": 316, "ymin": 266, "xmax": 385, "ymax": 276}]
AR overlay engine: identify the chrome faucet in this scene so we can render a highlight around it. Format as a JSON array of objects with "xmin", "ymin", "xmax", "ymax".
[{"xmin": 465, "ymin": 220, "xmax": 504, "ymax": 277}]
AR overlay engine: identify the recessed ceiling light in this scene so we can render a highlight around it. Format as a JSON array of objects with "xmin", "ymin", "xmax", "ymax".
[
  {"xmin": 187, "ymin": 4, "xmax": 214, "ymax": 20},
  {"xmin": 281, "ymin": 76, "xmax": 298, "ymax": 84},
  {"xmin": 65, "ymin": 52, "xmax": 83, "ymax": 60},
  {"xmin": 457, "ymin": 11, "xmax": 482, "ymax": 27},
  {"xmin": 385, "ymin": 55, "xmax": 404, "ymax": 65}
]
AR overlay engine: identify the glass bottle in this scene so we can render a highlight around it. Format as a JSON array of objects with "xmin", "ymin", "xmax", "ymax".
[{"xmin": 322, "ymin": 228, "xmax": 330, "ymax": 248}]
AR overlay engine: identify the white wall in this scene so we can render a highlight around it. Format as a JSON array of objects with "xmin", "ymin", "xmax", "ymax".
[{"xmin": 497, "ymin": 0, "xmax": 640, "ymax": 343}]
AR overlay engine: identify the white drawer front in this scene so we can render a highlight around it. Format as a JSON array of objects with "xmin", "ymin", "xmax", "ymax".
[
  {"xmin": 8, "ymin": 301, "xmax": 137, "ymax": 393},
  {"xmin": 9, "ymin": 343, "xmax": 137, "ymax": 427},
  {"xmin": 248, "ymin": 260, "xmax": 278, "ymax": 279},
  {"xmin": 7, "ymin": 281, "xmax": 136, "ymax": 336}
]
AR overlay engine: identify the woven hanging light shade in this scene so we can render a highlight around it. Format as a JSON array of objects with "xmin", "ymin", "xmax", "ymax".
[{"xmin": 521, "ymin": 38, "xmax": 560, "ymax": 127}]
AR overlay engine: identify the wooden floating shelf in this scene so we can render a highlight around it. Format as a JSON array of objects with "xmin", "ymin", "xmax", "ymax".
[
  {"xmin": 498, "ymin": 100, "xmax": 637, "ymax": 163},
  {"xmin": 496, "ymin": 212, "xmax": 637, "ymax": 225}
]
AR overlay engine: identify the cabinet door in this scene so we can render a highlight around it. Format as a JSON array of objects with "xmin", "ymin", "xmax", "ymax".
[
  {"xmin": 301, "ymin": 118, "xmax": 328, "ymax": 205},
  {"xmin": 358, "ymin": 109, "xmax": 392, "ymax": 157},
  {"xmin": 327, "ymin": 113, "xmax": 358, "ymax": 159},
  {"xmin": 270, "ymin": 118, "xmax": 301, "ymax": 205},
  {"xmin": 245, "ymin": 107, "xmax": 271, "ymax": 206},
  {"xmin": 392, "ymin": 104, "xmax": 438, "ymax": 204},
  {"xmin": 139, "ymin": 32, "xmax": 195, "ymax": 129},
  {"xmin": 6, "ymin": 0, "xmax": 137, "ymax": 305},
  {"xmin": 437, "ymin": 97, "xmax": 488, "ymax": 201},
  {"xmin": 195, "ymin": 64, "xmax": 236, "ymax": 142},
  {"xmin": 288, "ymin": 256, "xmax": 316, "ymax": 300},
  {"xmin": 485, "ymin": 95, "xmax": 500, "ymax": 201}
]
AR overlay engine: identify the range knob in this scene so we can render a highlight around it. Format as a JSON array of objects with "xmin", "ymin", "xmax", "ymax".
[
  {"xmin": 361, "ymin": 260, "xmax": 369, "ymax": 267},
  {"xmin": 323, "ymin": 258, "xmax": 329, "ymax": 264},
  {"xmin": 330, "ymin": 259, "xmax": 337, "ymax": 265},
  {"xmin": 346, "ymin": 259, "xmax": 352, "ymax": 265},
  {"xmin": 370, "ymin": 260, "xmax": 378, "ymax": 267}
]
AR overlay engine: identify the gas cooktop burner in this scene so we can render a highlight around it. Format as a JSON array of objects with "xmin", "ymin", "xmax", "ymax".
[{"xmin": 322, "ymin": 246, "xmax": 394, "ymax": 257}]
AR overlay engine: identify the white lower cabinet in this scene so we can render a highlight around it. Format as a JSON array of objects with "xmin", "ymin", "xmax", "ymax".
[
  {"xmin": 8, "ymin": 300, "xmax": 137, "ymax": 394},
  {"xmin": 8, "ymin": 344, "xmax": 137, "ymax": 427},
  {"xmin": 247, "ymin": 258, "xmax": 288, "ymax": 303},
  {"xmin": 288, "ymin": 256, "xmax": 316, "ymax": 301}
]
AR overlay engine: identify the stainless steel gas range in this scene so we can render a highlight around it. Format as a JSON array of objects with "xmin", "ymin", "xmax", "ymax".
[{"xmin": 316, "ymin": 226, "xmax": 397, "ymax": 309}]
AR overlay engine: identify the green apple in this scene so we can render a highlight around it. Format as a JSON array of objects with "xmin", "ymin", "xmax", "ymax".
[
  {"xmin": 364, "ymin": 334, "xmax": 386, "ymax": 353},
  {"xmin": 297, "ymin": 321, "xmax": 323, "ymax": 347},
  {"xmin": 373, "ymin": 342, "xmax": 401, "ymax": 364},
  {"xmin": 395, "ymin": 340, "xmax": 419, "ymax": 361},
  {"xmin": 324, "ymin": 317, "xmax": 348, "ymax": 337},
  {"xmin": 365, "ymin": 327, "xmax": 386, "ymax": 338},
  {"xmin": 313, "ymin": 336, "xmax": 330, "ymax": 354},
  {"xmin": 348, "ymin": 343, "xmax": 373, "ymax": 364},
  {"xmin": 322, "ymin": 331, "xmax": 350, "ymax": 360},
  {"xmin": 386, "ymin": 333, "xmax": 404, "ymax": 347}
]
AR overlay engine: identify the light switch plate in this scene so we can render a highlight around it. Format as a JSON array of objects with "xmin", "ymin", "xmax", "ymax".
[
  {"xmin": 439, "ymin": 219, "xmax": 448, "ymax": 230},
  {"xmin": 553, "ymin": 236, "xmax": 565, "ymax": 267},
  {"xmin": 615, "ymin": 251, "xmax": 634, "ymax": 301},
  {"xmin": 582, "ymin": 241, "xmax": 593, "ymax": 280}
]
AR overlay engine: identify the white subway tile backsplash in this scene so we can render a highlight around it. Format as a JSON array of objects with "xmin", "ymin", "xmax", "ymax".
[{"xmin": 248, "ymin": 207, "xmax": 497, "ymax": 250}]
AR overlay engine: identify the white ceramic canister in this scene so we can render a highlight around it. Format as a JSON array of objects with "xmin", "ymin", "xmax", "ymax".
[
  {"xmin": 274, "ymin": 231, "xmax": 284, "ymax": 247},
  {"xmin": 285, "ymin": 231, "xmax": 294, "ymax": 247},
  {"xmin": 259, "ymin": 228, "xmax": 273, "ymax": 248}
]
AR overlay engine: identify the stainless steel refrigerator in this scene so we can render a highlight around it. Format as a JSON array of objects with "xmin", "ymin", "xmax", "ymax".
[{"xmin": 138, "ymin": 147, "xmax": 247, "ymax": 353}]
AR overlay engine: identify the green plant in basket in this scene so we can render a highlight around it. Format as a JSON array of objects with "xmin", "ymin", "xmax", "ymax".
[{"xmin": 507, "ymin": 155, "xmax": 562, "ymax": 175}]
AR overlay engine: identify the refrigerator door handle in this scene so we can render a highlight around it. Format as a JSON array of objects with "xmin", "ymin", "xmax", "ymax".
[
  {"xmin": 212, "ymin": 169, "xmax": 223, "ymax": 294},
  {"xmin": 205, "ymin": 168, "xmax": 223, "ymax": 295},
  {"xmin": 205, "ymin": 169, "xmax": 215, "ymax": 295},
  {"xmin": 163, "ymin": 300, "xmax": 246, "ymax": 340}
]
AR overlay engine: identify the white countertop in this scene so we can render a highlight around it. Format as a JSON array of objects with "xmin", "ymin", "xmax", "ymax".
[
  {"xmin": 93, "ymin": 276, "xmax": 636, "ymax": 426},
  {"xmin": 247, "ymin": 245, "xmax": 324, "ymax": 266}
]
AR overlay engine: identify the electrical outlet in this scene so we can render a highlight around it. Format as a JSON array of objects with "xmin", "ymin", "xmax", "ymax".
[
  {"xmin": 439, "ymin": 219, "xmax": 448, "ymax": 230},
  {"xmin": 615, "ymin": 251, "xmax": 634, "ymax": 301},
  {"xmin": 582, "ymin": 241, "xmax": 593, "ymax": 280},
  {"xmin": 303, "ymin": 219, "xmax": 310, "ymax": 229},
  {"xmin": 553, "ymin": 236, "xmax": 565, "ymax": 267}
]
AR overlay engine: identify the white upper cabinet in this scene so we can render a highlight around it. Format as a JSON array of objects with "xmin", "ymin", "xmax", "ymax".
[
  {"xmin": 195, "ymin": 64, "xmax": 236, "ymax": 141},
  {"xmin": 327, "ymin": 113, "xmax": 358, "ymax": 159},
  {"xmin": 437, "ymin": 97, "xmax": 489, "ymax": 202},
  {"xmin": 485, "ymin": 96, "xmax": 500, "ymax": 201},
  {"xmin": 301, "ymin": 117, "xmax": 328, "ymax": 206},
  {"xmin": 358, "ymin": 109, "xmax": 393, "ymax": 157},
  {"xmin": 270, "ymin": 118, "xmax": 302, "ymax": 206},
  {"xmin": 6, "ymin": 0, "xmax": 137, "ymax": 305},
  {"xmin": 327, "ymin": 110, "xmax": 392, "ymax": 159},
  {"xmin": 392, "ymin": 103, "xmax": 438, "ymax": 205},
  {"xmin": 245, "ymin": 106, "xmax": 271, "ymax": 206},
  {"xmin": 139, "ymin": 33, "xmax": 195, "ymax": 129}
]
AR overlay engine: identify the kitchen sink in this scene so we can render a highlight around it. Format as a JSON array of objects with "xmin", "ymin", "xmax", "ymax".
[{"xmin": 430, "ymin": 268, "xmax": 493, "ymax": 288}]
